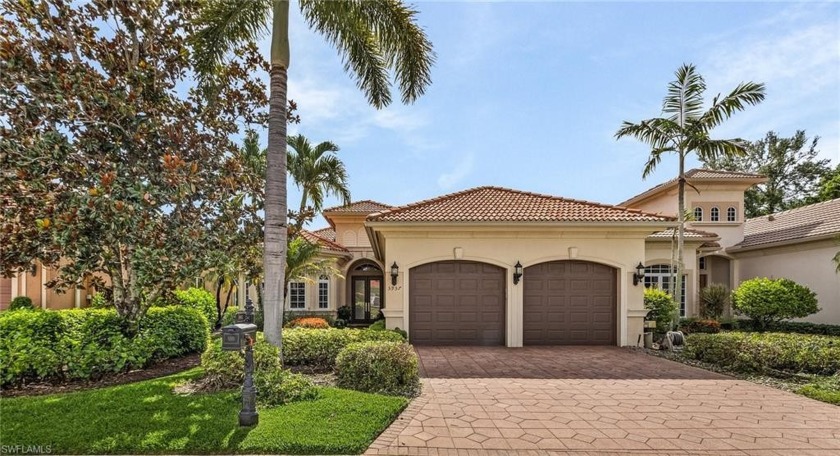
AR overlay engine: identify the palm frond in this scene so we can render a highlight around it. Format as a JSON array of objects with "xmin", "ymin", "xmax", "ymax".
[
  {"xmin": 299, "ymin": 0, "xmax": 391, "ymax": 107},
  {"xmin": 834, "ymin": 250, "xmax": 840, "ymax": 273},
  {"xmin": 699, "ymin": 81, "xmax": 766, "ymax": 129},
  {"xmin": 692, "ymin": 137, "xmax": 751, "ymax": 163},
  {"xmin": 663, "ymin": 63, "xmax": 706, "ymax": 126},
  {"xmin": 313, "ymin": 140, "xmax": 340, "ymax": 157},
  {"xmin": 191, "ymin": 0, "xmax": 271, "ymax": 83},
  {"xmin": 615, "ymin": 118, "xmax": 677, "ymax": 149}
]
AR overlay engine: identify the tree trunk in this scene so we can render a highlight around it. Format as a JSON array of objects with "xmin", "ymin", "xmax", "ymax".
[
  {"xmin": 263, "ymin": 0, "xmax": 290, "ymax": 353},
  {"xmin": 215, "ymin": 279, "xmax": 223, "ymax": 324},
  {"xmin": 675, "ymin": 152, "xmax": 686, "ymax": 329}
]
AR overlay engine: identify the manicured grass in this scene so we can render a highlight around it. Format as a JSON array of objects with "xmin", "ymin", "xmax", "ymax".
[
  {"xmin": 0, "ymin": 369, "xmax": 408, "ymax": 454},
  {"xmin": 798, "ymin": 375, "xmax": 840, "ymax": 405}
]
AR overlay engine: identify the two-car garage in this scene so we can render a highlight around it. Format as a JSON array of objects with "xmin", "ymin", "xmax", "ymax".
[{"xmin": 408, "ymin": 260, "xmax": 617, "ymax": 346}]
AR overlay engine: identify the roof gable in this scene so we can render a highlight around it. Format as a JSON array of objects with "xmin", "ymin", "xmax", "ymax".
[
  {"xmin": 322, "ymin": 200, "xmax": 392, "ymax": 214},
  {"xmin": 620, "ymin": 168, "xmax": 766, "ymax": 207},
  {"xmin": 367, "ymin": 186, "xmax": 674, "ymax": 223},
  {"xmin": 299, "ymin": 229, "xmax": 350, "ymax": 253},
  {"xmin": 735, "ymin": 198, "xmax": 840, "ymax": 249}
]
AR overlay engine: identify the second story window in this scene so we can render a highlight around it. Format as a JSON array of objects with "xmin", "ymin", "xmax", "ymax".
[
  {"xmin": 693, "ymin": 207, "xmax": 703, "ymax": 221},
  {"xmin": 711, "ymin": 207, "xmax": 720, "ymax": 222},
  {"xmin": 727, "ymin": 206, "xmax": 737, "ymax": 222}
]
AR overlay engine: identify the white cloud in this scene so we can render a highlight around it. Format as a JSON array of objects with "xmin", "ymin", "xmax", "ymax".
[{"xmin": 437, "ymin": 152, "xmax": 475, "ymax": 190}]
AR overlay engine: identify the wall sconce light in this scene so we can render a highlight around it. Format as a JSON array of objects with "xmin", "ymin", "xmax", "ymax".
[
  {"xmin": 390, "ymin": 262, "xmax": 399, "ymax": 286},
  {"xmin": 513, "ymin": 261, "xmax": 523, "ymax": 285},
  {"xmin": 633, "ymin": 262, "xmax": 645, "ymax": 286}
]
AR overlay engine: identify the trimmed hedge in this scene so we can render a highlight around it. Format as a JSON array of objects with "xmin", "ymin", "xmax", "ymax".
[
  {"xmin": 732, "ymin": 277, "xmax": 819, "ymax": 329},
  {"xmin": 0, "ymin": 307, "xmax": 208, "ymax": 387},
  {"xmin": 201, "ymin": 334, "xmax": 318, "ymax": 406},
  {"xmin": 172, "ymin": 287, "xmax": 218, "ymax": 330},
  {"xmin": 737, "ymin": 320, "xmax": 840, "ymax": 337},
  {"xmin": 282, "ymin": 328, "xmax": 405, "ymax": 369},
  {"xmin": 336, "ymin": 341, "xmax": 420, "ymax": 397},
  {"xmin": 684, "ymin": 332, "xmax": 840, "ymax": 375},
  {"xmin": 9, "ymin": 296, "xmax": 34, "ymax": 311}
]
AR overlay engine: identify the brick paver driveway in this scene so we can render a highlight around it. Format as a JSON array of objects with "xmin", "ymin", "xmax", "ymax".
[{"xmin": 367, "ymin": 347, "xmax": 840, "ymax": 455}]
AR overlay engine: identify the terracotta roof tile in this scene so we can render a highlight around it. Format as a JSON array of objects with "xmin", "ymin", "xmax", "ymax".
[
  {"xmin": 299, "ymin": 230, "xmax": 350, "ymax": 253},
  {"xmin": 322, "ymin": 200, "xmax": 392, "ymax": 214},
  {"xmin": 367, "ymin": 187, "xmax": 674, "ymax": 223},
  {"xmin": 312, "ymin": 227, "xmax": 336, "ymax": 242},
  {"xmin": 736, "ymin": 198, "xmax": 840, "ymax": 249},
  {"xmin": 621, "ymin": 168, "xmax": 766, "ymax": 207},
  {"xmin": 647, "ymin": 228, "xmax": 720, "ymax": 240}
]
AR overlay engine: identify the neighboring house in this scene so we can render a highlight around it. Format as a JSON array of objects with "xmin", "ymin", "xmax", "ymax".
[
  {"xmin": 728, "ymin": 198, "xmax": 840, "ymax": 324},
  {"xmin": 0, "ymin": 262, "xmax": 87, "ymax": 310}
]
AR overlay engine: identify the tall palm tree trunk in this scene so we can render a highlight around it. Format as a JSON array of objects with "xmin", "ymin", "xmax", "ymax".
[
  {"xmin": 263, "ymin": 0, "xmax": 290, "ymax": 351},
  {"xmin": 675, "ymin": 153, "xmax": 686, "ymax": 327}
]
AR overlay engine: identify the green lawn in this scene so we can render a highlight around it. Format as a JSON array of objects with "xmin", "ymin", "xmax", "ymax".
[{"xmin": 0, "ymin": 369, "xmax": 408, "ymax": 454}]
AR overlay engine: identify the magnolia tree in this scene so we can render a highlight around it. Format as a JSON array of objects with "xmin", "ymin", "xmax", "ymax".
[{"xmin": 0, "ymin": 0, "xmax": 268, "ymax": 328}]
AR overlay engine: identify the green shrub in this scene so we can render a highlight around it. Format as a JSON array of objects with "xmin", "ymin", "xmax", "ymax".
[
  {"xmin": 393, "ymin": 327, "xmax": 408, "ymax": 339},
  {"xmin": 8, "ymin": 296, "xmax": 34, "ymax": 311},
  {"xmin": 173, "ymin": 287, "xmax": 218, "ymax": 330},
  {"xmin": 369, "ymin": 320, "xmax": 386, "ymax": 331},
  {"xmin": 336, "ymin": 305, "xmax": 352, "ymax": 321},
  {"xmin": 698, "ymin": 284, "xmax": 729, "ymax": 319},
  {"xmin": 732, "ymin": 278, "xmax": 820, "ymax": 330},
  {"xmin": 90, "ymin": 293, "xmax": 110, "ymax": 308},
  {"xmin": 335, "ymin": 341, "xmax": 420, "ymax": 397},
  {"xmin": 282, "ymin": 311, "xmax": 335, "ymax": 326},
  {"xmin": 282, "ymin": 328, "xmax": 405, "ymax": 369},
  {"xmin": 200, "ymin": 334, "xmax": 317, "ymax": 406},
  {"xmin": 644, "ymin": 288, "xmax": 678, "ymax": 335},
  {"xmin": 737, "ymin": 320, "xmax": 840, "ymax": 337},
  {"xmin": 255, "ymin": 368, "xmax": 319, "ymax": 406},
  {"xmin": 679, "ymin": 318, "xmax": 721, "ymax": 334},
  {"xmin": 684, "ymin": 332, "xmax": 840, "ymax": 375},
  {"xmin": 333, "ymin": 318, "xmax": 347, "ymax": 328},
  {"xmin": 0, "ymin": 307, "xmax": 208, "ymax": 387}
]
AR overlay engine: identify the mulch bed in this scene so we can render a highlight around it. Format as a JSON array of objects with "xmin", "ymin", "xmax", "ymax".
[{"xmin": 0, "ymin": 354, "xmax": 201, "ymax": 398}]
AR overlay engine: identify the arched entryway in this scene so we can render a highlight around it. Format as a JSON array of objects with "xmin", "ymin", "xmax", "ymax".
[
  {"xmin": 347, "ymin": 260, "xmax": 384, "ymax": 324},
  {"xmin": 523, "ymin": 260, "xmax": 617, "ymax": 345},
  {"xmin": 408, "ymin": 260, "xmax": 506, "ymax": 346}
]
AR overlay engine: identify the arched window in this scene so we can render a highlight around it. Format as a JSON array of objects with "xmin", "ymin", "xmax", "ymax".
[
  {"xmin": 318, "ymin": 275, "xmax": 329, "ymax": 309},
  {"xmin": 710, "ymin": 207, "xmax": 720, "ymax": 222},
  {"xmin": 693, "ymin": 207, "xmax": 703, "ymax": 221},
  {"xmin": 727, "ymin": 206, "xmax": 737, "ymax": 222}
]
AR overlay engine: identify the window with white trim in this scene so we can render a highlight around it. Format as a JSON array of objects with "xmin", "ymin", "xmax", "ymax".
[
  {"xmin": 727, "ymin": 206, "xmax": 737, "ymax": 222},
  {"xmin": 643, "ymin": 264, "xmax": 686, "ymax": 317},
  {"xmin": 693, "ymin": 207, "xmax": 703, "ymax": 221},
  {"xmin": 711, "ymin": 207, "xmax": 720, "ymax": 222},
  {"xmin": 289, "ymin": 282, "xmax": 306, "ymax": 310},
  {"xmin": 318, "ymin": 275, "xmax": 329, "ymax": 309}
]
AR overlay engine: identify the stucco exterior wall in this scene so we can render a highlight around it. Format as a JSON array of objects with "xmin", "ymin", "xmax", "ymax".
[
  {"xmin": 375, "ymin": 225, "xmax": 659, "ymax": 347},
  {"xmin": 734, "ymin": 239, "xmax": 840, "ymax": 325}
]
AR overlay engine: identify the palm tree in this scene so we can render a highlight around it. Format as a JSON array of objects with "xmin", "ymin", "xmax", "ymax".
[
  {"xmin": 615, "ymin": 64, "xmax": 765, "ymax": 310},
  {"xmin": 287, "ymin": 134, "xmax": 351, "ymax": 231},
  {"xmin": 192, "ymin": 0, "xmax": 434, "ymax": 348}
]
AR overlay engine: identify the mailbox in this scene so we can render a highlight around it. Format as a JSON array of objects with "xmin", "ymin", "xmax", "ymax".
[{"xmin": 221, "ymin": 323, "xmax": 258, "ymax": 351}]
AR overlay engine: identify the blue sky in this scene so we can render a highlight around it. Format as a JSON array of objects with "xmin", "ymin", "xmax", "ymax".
[{"xmin": 262, "ymin": 1, "xmax": 840, "ymax": 228}]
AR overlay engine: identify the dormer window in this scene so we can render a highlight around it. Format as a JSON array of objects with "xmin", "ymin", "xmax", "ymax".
[
  {"xmin": 693, "ymin": 207, "xmax": 703, "ymax": 221},
  {"xmin": 727, "ymin": 207, "xmax": 737, "ymax": 222},
  {"xmin": 711, "ymin": 207, "xmax": 720, "ymax": 222}
]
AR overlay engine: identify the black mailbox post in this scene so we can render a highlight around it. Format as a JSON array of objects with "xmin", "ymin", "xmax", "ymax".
[{"xmin": 220, "ymin": 298, "xmax": 259, "ymax": 427}]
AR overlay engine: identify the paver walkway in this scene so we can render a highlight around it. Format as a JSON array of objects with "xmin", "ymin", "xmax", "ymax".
[{"xmin": 366, "ymin": 347, "xmax": 840, "ymax": 455}]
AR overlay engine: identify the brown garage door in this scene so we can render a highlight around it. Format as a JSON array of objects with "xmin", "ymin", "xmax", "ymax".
[
  {"xmin": 523, "ymin": 260, "xmax": 616, "ymax": 345},
  {"xmin": 409, "ymin": 261, "xmax": 505, "ymax": 346}
]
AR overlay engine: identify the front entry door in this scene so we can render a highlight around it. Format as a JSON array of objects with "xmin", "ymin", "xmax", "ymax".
[{"xmin": 352, "ymin": 278, "xmax": 382, "ymax": 323}]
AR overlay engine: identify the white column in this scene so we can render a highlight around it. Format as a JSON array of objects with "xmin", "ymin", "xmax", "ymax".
[
  {"xmin": 508, "ymin": 266, "xmax": 523, "ymax": 348},
  {"xmin": 40, "ymin": 265, "xmax": 47, "ymax": 309},
  {"xmin": 75, "ymin": 287, "xmax": 81, "ymax": 308},
  {"xmin": 10, "ymin": 272, "xmax": 18, "ymax": 298}
]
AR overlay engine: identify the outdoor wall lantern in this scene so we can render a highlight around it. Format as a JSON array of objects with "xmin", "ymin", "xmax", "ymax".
[
  {"xmin": 390, "ymin": 262, "xmax": 399, "ymax": 286},
  {"xmin": 633, "ymin": 262, "xmax": 646, "ymax": 286},
  {"xmin": 513, "ymin": 261, "xmax": 523, "ymax": 285}
]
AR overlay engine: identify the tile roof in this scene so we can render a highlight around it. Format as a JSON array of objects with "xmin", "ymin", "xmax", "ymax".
[
  {"xmin": 735, "ymin": 198, "xmax": 840, "ymax": 249},
  {"xmin": 299, "ymin": 229, "xmax": 350, "ymax": 253},
  {"xmin": 312, "ymin": 227, "xmax": 336, "ymax": 242},
  {"xmin": 647, "ymin": 228, "xmax": 720, "ymax": 240},
  {"xmin": 367, "ymin": 186, "xmax": 674, "ymax": 223},
  {"xmin": 620, "ymin": 168, "xmax": 766, "ymax": 207},
  {"xmin": 322, "ymin": 200, "xmax": 392, "ymax": 214}
]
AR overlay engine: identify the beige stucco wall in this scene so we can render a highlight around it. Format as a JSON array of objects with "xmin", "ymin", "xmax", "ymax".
[
  {"xmin": 733, "ymin": 239, "xmax": 840, "ymax": 325},
  {"xmin": 372, "ymin": 224, "xmax": 665, "ymax": 347}
]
